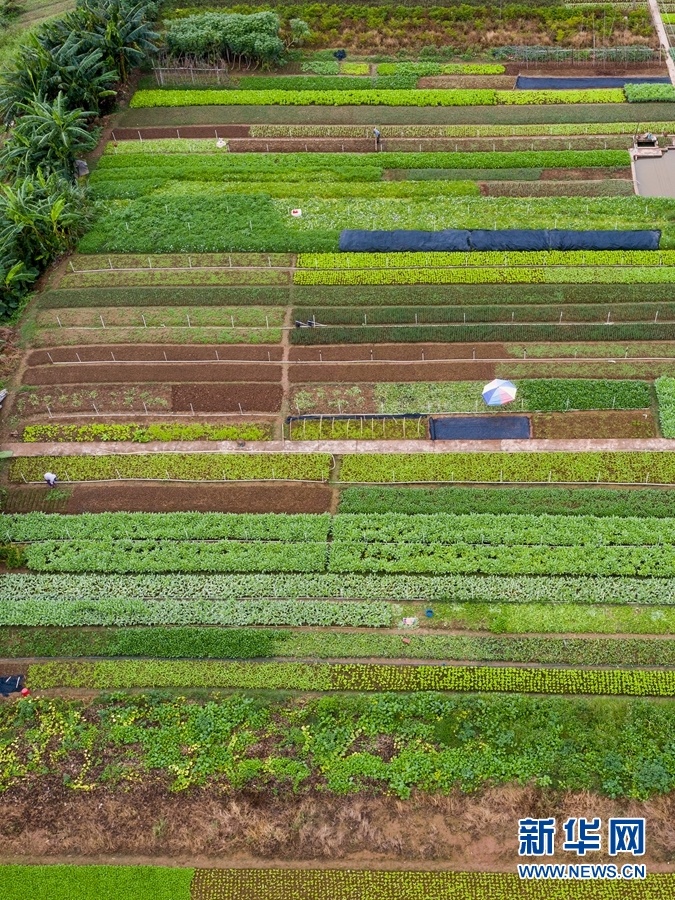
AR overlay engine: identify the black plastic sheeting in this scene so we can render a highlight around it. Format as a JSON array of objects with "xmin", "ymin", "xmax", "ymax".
[
  {"xmin": 430, "ymin": 415, "xmax": 531, "ymax": 440},
  {"xmin": 0, "ymin": 675, "xmax": 24, "ymax": 696},
  {"xmin": 339, "ymin": 229, "xmax": 661, "ymax": 253},
  {"xmin": 516, "ymin": 75, "xmax": 670, "ymax": 90}
]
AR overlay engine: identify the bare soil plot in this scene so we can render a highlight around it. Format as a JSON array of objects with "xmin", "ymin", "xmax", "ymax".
[
  {"xmin": 289, "ymin": 362, "xmax": 496, "ymax": 383},
  {"xmin": 27, "ymin": 345, "xmax": 284, "ymax": 365},
  {"xmin": 0, "ymin": 781, "xmax": 673, "ymax": 869},
  {"xmin": 22, "ymin": 363, "xmax": 282, "ymax": 386},
  {"xmin": 172, "ymin": 383, "xmax": 283, "ymax": 412},
  {"xmin": 531, "ymin": 409, "xmax": 659, "ymax": 439},
  {"xmin": 3, "ymin": 482, "xmax": 332, "ymax": 513}
]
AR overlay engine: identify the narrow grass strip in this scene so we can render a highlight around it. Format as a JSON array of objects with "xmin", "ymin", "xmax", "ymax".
[{"xmin": 0, "ymin": 865, "xmax": 193, "ymax": 900}]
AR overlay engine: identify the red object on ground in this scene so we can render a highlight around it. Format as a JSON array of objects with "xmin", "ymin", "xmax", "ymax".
[{"xmin": 20, "ymin": 688, "xmax": 30, "ymax": 697}]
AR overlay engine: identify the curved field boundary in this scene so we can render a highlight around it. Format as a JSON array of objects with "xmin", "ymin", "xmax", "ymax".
[{"xmin": 25, "ymin": 659, "xmax": 675, "ymax": 696}]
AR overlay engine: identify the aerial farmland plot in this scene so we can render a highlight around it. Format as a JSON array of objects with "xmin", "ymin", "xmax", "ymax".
[{"xmin": 1, "ymin": 0, "xmax": 675, "ymax": 897}]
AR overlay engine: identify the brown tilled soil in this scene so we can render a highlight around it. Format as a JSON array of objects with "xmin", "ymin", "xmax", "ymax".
[
  {"xmin": 290, "ymin": 344, "xmax": 507, "ymax": 362},
  {"xmin": 0, "ymin": 783, "xmax": 673, "ymax": 870},
  {"xmin": 531, "ymin": 409, "xmax": 659, "ymax": 439},
  {"xmin": 289, "ymin": 362, "xmax": 496, "ymax": 383},
  {"xmin": 540, "ymin": 167, "xmax": 633, "ymax": 180},
  {"xmin": 22, "ymin": 363, "xmax": 282, "ymax": 386},
  {"xmin": 172, "ymin": 383, "xmax": 283, "ymax": 412},
  {"xmin": 2, "ymin": 482, "xmax": 332, "ymax": 513},
  {"xmin": 27, "ymin": 345, "xmax": 284, "ymax": 365}
]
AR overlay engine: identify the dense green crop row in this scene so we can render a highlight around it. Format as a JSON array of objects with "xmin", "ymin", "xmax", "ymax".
[
  {"xmin": 24, "ymin": 540, "xmax": 328, "ymax": 574},
  {"xmin": 376, "ymin": 63, "xmax": 506, "ymax": 76},
  {"xmin": 4, "ymin": 572, "xmax": 674, "ymax": 607},
  {"xmin": 0, "ymin": 866, "xmax": 193, "ymax": 900},
  {"xmin": 39, "ymin": 286, "xmax": 291, "ymax": 309},
  {"xmin": 8, "ymin": 508, "xmax": 670, "ymax": 547},
  {"xmin": 299, "ymin": 250, "xmax": 675, "ymax": 270},
  {"xmin": 340, "ymin": 486, "xmax": 675, "ymax": 517},
  {"xmin": 18, "ymin": 451, "xmax": 674, "ymax": 487},
  {"xmin": 247, "ymin": 120, "xmax": 675, "ymax": 139},
  {"xmin": 130, "ymin": 88, "xmax": 627, "ymax": 107},
  {"xmin": 5, "ymin": 626, "xmax": 675, "ymax": 667},
  {"xmin": 332, "ymin": 512, "xmax": 675, "ymax": 547},
  {"xmin": 96, "ymin": 148, "xmax": 629, "ymax": 175},
  {"xmin": 2, "ymin": 512, "xmax": 330, "ymax": 542},
  {"xmin": 290, "ymin": 323, "xmax": 675, "ymax": 343},
  {"xmin": 656, "ymin": 376, "xmax": 675, "ymax": 438},
  {"xmin": 26, "ymin": 659, "xmax": 675, "ymax": 696},
  {"xmin": 189, "ymin": 869, "xmax": 675, "ymax": 900},
  {"xmin": 339, "ymin": 452, "xmax": 675, "ymax": 485},
  {"xmin": 293, "ymin": 268, "xmax": 675, "ymax": 287},
  {"xmin": 360, "ymin": 380, "xmax": 650, "ymax": 414},
  {"xmin": 625, "ymin": 83, "xmax": 675, "ymax": 102},
  {"xmin": 291, "ymin": 282, "xmax": 675, "ymax": 307},
  {"xmin": 22, "ymin": 422, "xmax": 272, "ymax": 442},
  {"xmin": 293, "ymin": 302, "xmax": 675, "ymax": 326},
  {"xmin": 329, "ymin": 543, "xmax": 675, "ymax": 576},
  {"xmin": 9, "ymin": 454, "xmax": 331, "ymax": 483},
  {"xmin": 0, "ymin": 594, "xmax": 394, "ymax": 627}
]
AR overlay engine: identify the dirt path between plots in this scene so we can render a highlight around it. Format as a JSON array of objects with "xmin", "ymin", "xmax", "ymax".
[{"xmin": 0, "ymin": 783, "xmax": 672, "ymax": 870}]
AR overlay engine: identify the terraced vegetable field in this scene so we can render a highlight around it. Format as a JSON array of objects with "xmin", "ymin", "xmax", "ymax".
[{"xmin": 2, "ymin": 6, "xmax": 675, "ymax": 892}]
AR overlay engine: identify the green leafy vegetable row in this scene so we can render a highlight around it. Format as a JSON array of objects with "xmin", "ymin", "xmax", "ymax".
[
  {"xmin": 24, "ymin": 540, "xmax": 328, "ymax": 574},
  {"xmin": 26, "ymin": 659, "xmax": 675, "ymax": 696},
  {"xmin": 4, "ymin": 572, "xmax": 674, "ymax": 606},
  {"xmin": 22, "ymin": 422, "xmax": 272, "ymax": 443},
  {"xmin": 189, "ymin": 868, "xmax": 674, "ymax": 900},
  {"xmin": 9, "ymin": 454, "xmax": 331, "ymax": 484},
  {"xmin": 2, "ymin": 512, "xmax": 330, "ymax": 542},
  {"xmin": 339, "ymin": 486, "xmax": 675, "ymax": 517},
  {"xmin": 338, "ymin": 452, "xmax": 675, "ymax": 485},
  {"xmin": 299, "ymin": 250, "xmax": 675, "ymax": 269},
  {"xmin": 293, "ymin": 268, "xmax": 675, "ymax": 287},
  {"xmin": 130, "ymin": 88, "xmax": 626, "ymax": 107},
  {"xmin": 5, "ymin": 626, "xmax": 675, "ymax": 666}
]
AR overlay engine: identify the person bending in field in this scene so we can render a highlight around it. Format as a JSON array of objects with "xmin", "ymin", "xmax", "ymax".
[{"xmin": 44, "ymin": 472, "xmax": 58, "ymax": 487}]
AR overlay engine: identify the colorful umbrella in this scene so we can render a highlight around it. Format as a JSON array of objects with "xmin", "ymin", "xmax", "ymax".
[{"xmin": 482, "ymin": 379, "xmax": 517, "ymax": 406}]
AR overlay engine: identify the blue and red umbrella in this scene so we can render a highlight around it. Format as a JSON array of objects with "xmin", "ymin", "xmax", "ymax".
[{"xmin": 482, "ymin": 379, "xmax": 518, "ymax": 406}]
